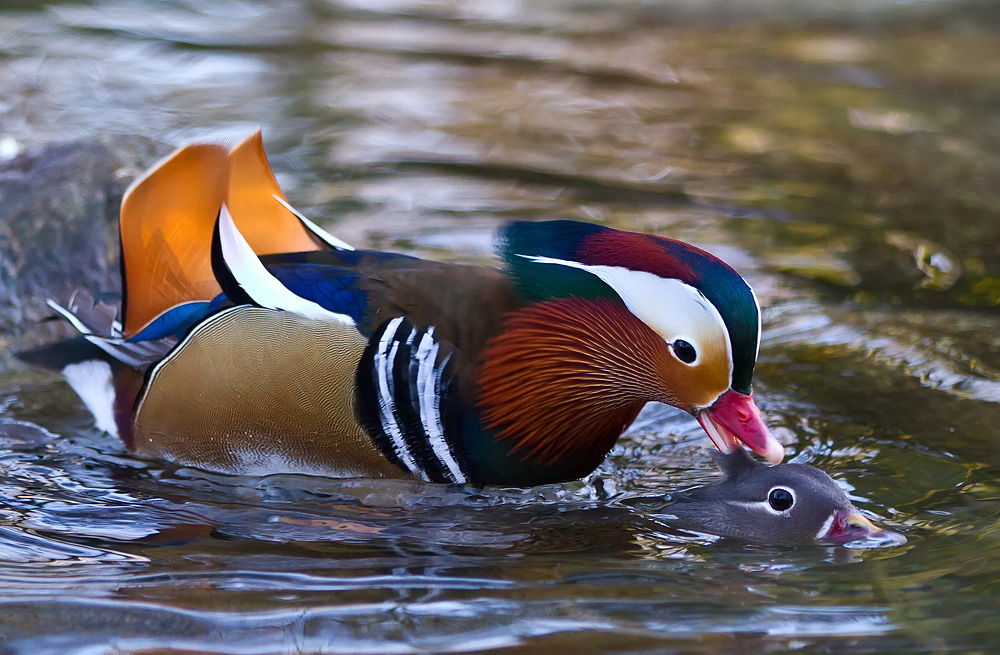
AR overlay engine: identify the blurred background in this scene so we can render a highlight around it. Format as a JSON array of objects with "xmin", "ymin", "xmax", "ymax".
[{"xmin": 0, "ymin": 1, "xmax": 999, "ymax": 653}]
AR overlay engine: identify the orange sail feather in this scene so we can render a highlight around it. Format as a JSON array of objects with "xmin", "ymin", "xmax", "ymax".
[
  {"xmin": 227, "ymin": 131, "xmax": 323, "ymax": 255},
  {"xmin": 119, "ymin": 131, "xmax": 324, "ymax": 338}
]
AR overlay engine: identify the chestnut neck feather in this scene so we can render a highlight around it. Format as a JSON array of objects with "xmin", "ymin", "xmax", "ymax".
[{"xmin": 477, "ymin": 297, "xmax": 670, "ymax": 468}]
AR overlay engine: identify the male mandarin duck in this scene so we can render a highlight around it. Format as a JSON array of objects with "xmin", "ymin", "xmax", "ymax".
[{"xmin": 21, "ymin": 131, "xmax": 785, "ymax": 487}]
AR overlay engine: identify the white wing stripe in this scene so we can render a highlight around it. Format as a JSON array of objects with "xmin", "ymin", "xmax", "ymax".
[
  {"xmin": 415, "ymin": 329, "xmax": 466, "ymax": 484},
  {"xmin": 218, "ymin": 204, "xmax": 355, "ymax": 326},
  {"xmin": 271, "ymin": 194, "xmax": 354, "ymax": 251},
  {"xmin": 374, "ymin": 318, "xmax": 424, "ymax": 479},
  {"xmin": 46, "ymin": 299, "xmax": 93, "ymax": 335}
]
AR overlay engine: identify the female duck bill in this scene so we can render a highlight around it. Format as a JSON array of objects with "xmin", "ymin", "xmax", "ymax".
[{"xmin": 819, "ymin": 508, "xmax": 907, "ymax": 545}]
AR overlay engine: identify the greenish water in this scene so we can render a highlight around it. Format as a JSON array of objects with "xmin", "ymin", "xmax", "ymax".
[{"xmin": 1, "ymin": 1, "xmax": 1000, "ymax": 653}]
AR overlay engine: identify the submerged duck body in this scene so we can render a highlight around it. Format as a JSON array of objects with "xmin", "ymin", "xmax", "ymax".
[{"xmin": 22, "ymin": 132, "xmax": 784, "ymax": 487}]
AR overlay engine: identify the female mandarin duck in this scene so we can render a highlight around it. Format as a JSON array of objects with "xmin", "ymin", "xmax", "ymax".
[
  {"xmin": 671, "ymin": 449, "xmax": 904, "ymax": 544},
  {"xmin": 22, "ymin": 131, "xmax": 785, "ymax": 487}
]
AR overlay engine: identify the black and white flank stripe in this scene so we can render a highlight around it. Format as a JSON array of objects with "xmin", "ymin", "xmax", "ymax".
[{"xmin": 356, "ymin": 317, "xmax": 470, "ymax": 484}]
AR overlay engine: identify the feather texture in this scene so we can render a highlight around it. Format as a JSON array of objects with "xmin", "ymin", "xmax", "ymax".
[
  {"xmin": 119, "ymin": 131, "xmax": 330, "ymax": 338},
  {"xmin": 477, "ymin": 297, "xmax": 664, "ymax": 471}
]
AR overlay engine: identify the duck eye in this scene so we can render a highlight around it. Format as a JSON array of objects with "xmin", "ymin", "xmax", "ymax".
[
  {"xmin": 768, "ymin": 487, "xmax": 795, "ymax": 512},
  {"xmin": 672, "ymin": 339, "xmax": 697, "ymax": 364}
]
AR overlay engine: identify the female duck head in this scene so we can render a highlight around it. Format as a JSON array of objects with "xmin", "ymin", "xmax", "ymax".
[{"xmin": 670, "ymin": 449, "xmax": 906, "ymax": 545}]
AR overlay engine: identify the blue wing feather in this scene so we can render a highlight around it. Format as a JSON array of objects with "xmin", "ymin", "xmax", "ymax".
[
  {"xmin": 260, "ymin": 249, "xmax": 414, "ymax": 268},
  {"xmin": 128, "ymin": 301, "xmax": 213, "ymax": 342},
  {"xmin": 265, "ymin": 263, "xmax": 369, "ymax": 324},
  {"xmin": 131, "ymin": 263, "xmax": 375, "ymax": 342}
]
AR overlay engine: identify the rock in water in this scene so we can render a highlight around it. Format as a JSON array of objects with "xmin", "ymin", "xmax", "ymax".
[{"xmin": 0, "ymin": 136, "xmax": 171, "ymax": 363}]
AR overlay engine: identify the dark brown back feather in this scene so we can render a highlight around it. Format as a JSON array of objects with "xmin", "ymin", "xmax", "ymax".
[
  {"xmin": 359, "ymin": 260, "xmax": 519, "ymax": 367},
  {"xmin": 262, "ymin": 249, "xmax": 521, "ymax": 386}
]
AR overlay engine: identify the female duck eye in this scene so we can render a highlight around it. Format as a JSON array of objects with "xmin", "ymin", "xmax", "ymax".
[
  {"xmin": 768, "ymin": 487, "xmax": 795, "ymax": 512},
  {"xmin": 672, "ymin": 340, "xmax": 697, "ymax": 364}
]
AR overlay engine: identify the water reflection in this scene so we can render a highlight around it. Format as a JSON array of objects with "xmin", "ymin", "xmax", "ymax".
[
  {"xmin": 2, "ymin": 0, "xmax": 1000, "ymax": 652},
  {"xmin": 0, "ymin": 387, "xmax": 934, "ymax": 652}
]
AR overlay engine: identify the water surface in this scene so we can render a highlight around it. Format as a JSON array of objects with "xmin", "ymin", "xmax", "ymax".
[{"xmin": 1, "ymin": 0, "xmax": 999, "ymax": 653}]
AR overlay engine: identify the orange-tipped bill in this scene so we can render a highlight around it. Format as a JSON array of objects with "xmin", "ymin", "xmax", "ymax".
[
  {"xmin": 819, "ymin": 508, "xmax": 907, "ymax": 546},
  {"xmin": 697, "ymin": 389, "xmax": 784, "ymax": 464}
]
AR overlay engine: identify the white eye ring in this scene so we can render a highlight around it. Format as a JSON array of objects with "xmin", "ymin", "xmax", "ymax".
[{"xmin": 766, "ymin": 486, "xmax": 796, "ymax": 514}]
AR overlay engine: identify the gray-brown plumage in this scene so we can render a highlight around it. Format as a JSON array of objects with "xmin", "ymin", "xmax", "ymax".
[{"xmin": 670, "ymin": 449, "xmax": 905, "ymax": 544}]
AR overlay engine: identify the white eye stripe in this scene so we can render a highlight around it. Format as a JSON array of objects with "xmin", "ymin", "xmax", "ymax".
[
  {"xmin": 724, "ymin": 500, "xmax": 776, "ymax": 514},
  {"xmin": 725, "ymin": 486, "xmax": 797, "ymax": 517},
  {"xmin": 517, "ymin": 255, "xmax": 733, "ymax": 378}
]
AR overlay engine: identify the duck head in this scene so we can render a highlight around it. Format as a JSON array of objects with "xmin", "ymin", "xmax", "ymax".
[
  {"xmin": 480, "ymin": 220, "xmax": 783, "ymax": 470},
  {"xmin": 670, "ymin": 449, "xmax": 906, "ymax": 544}
]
